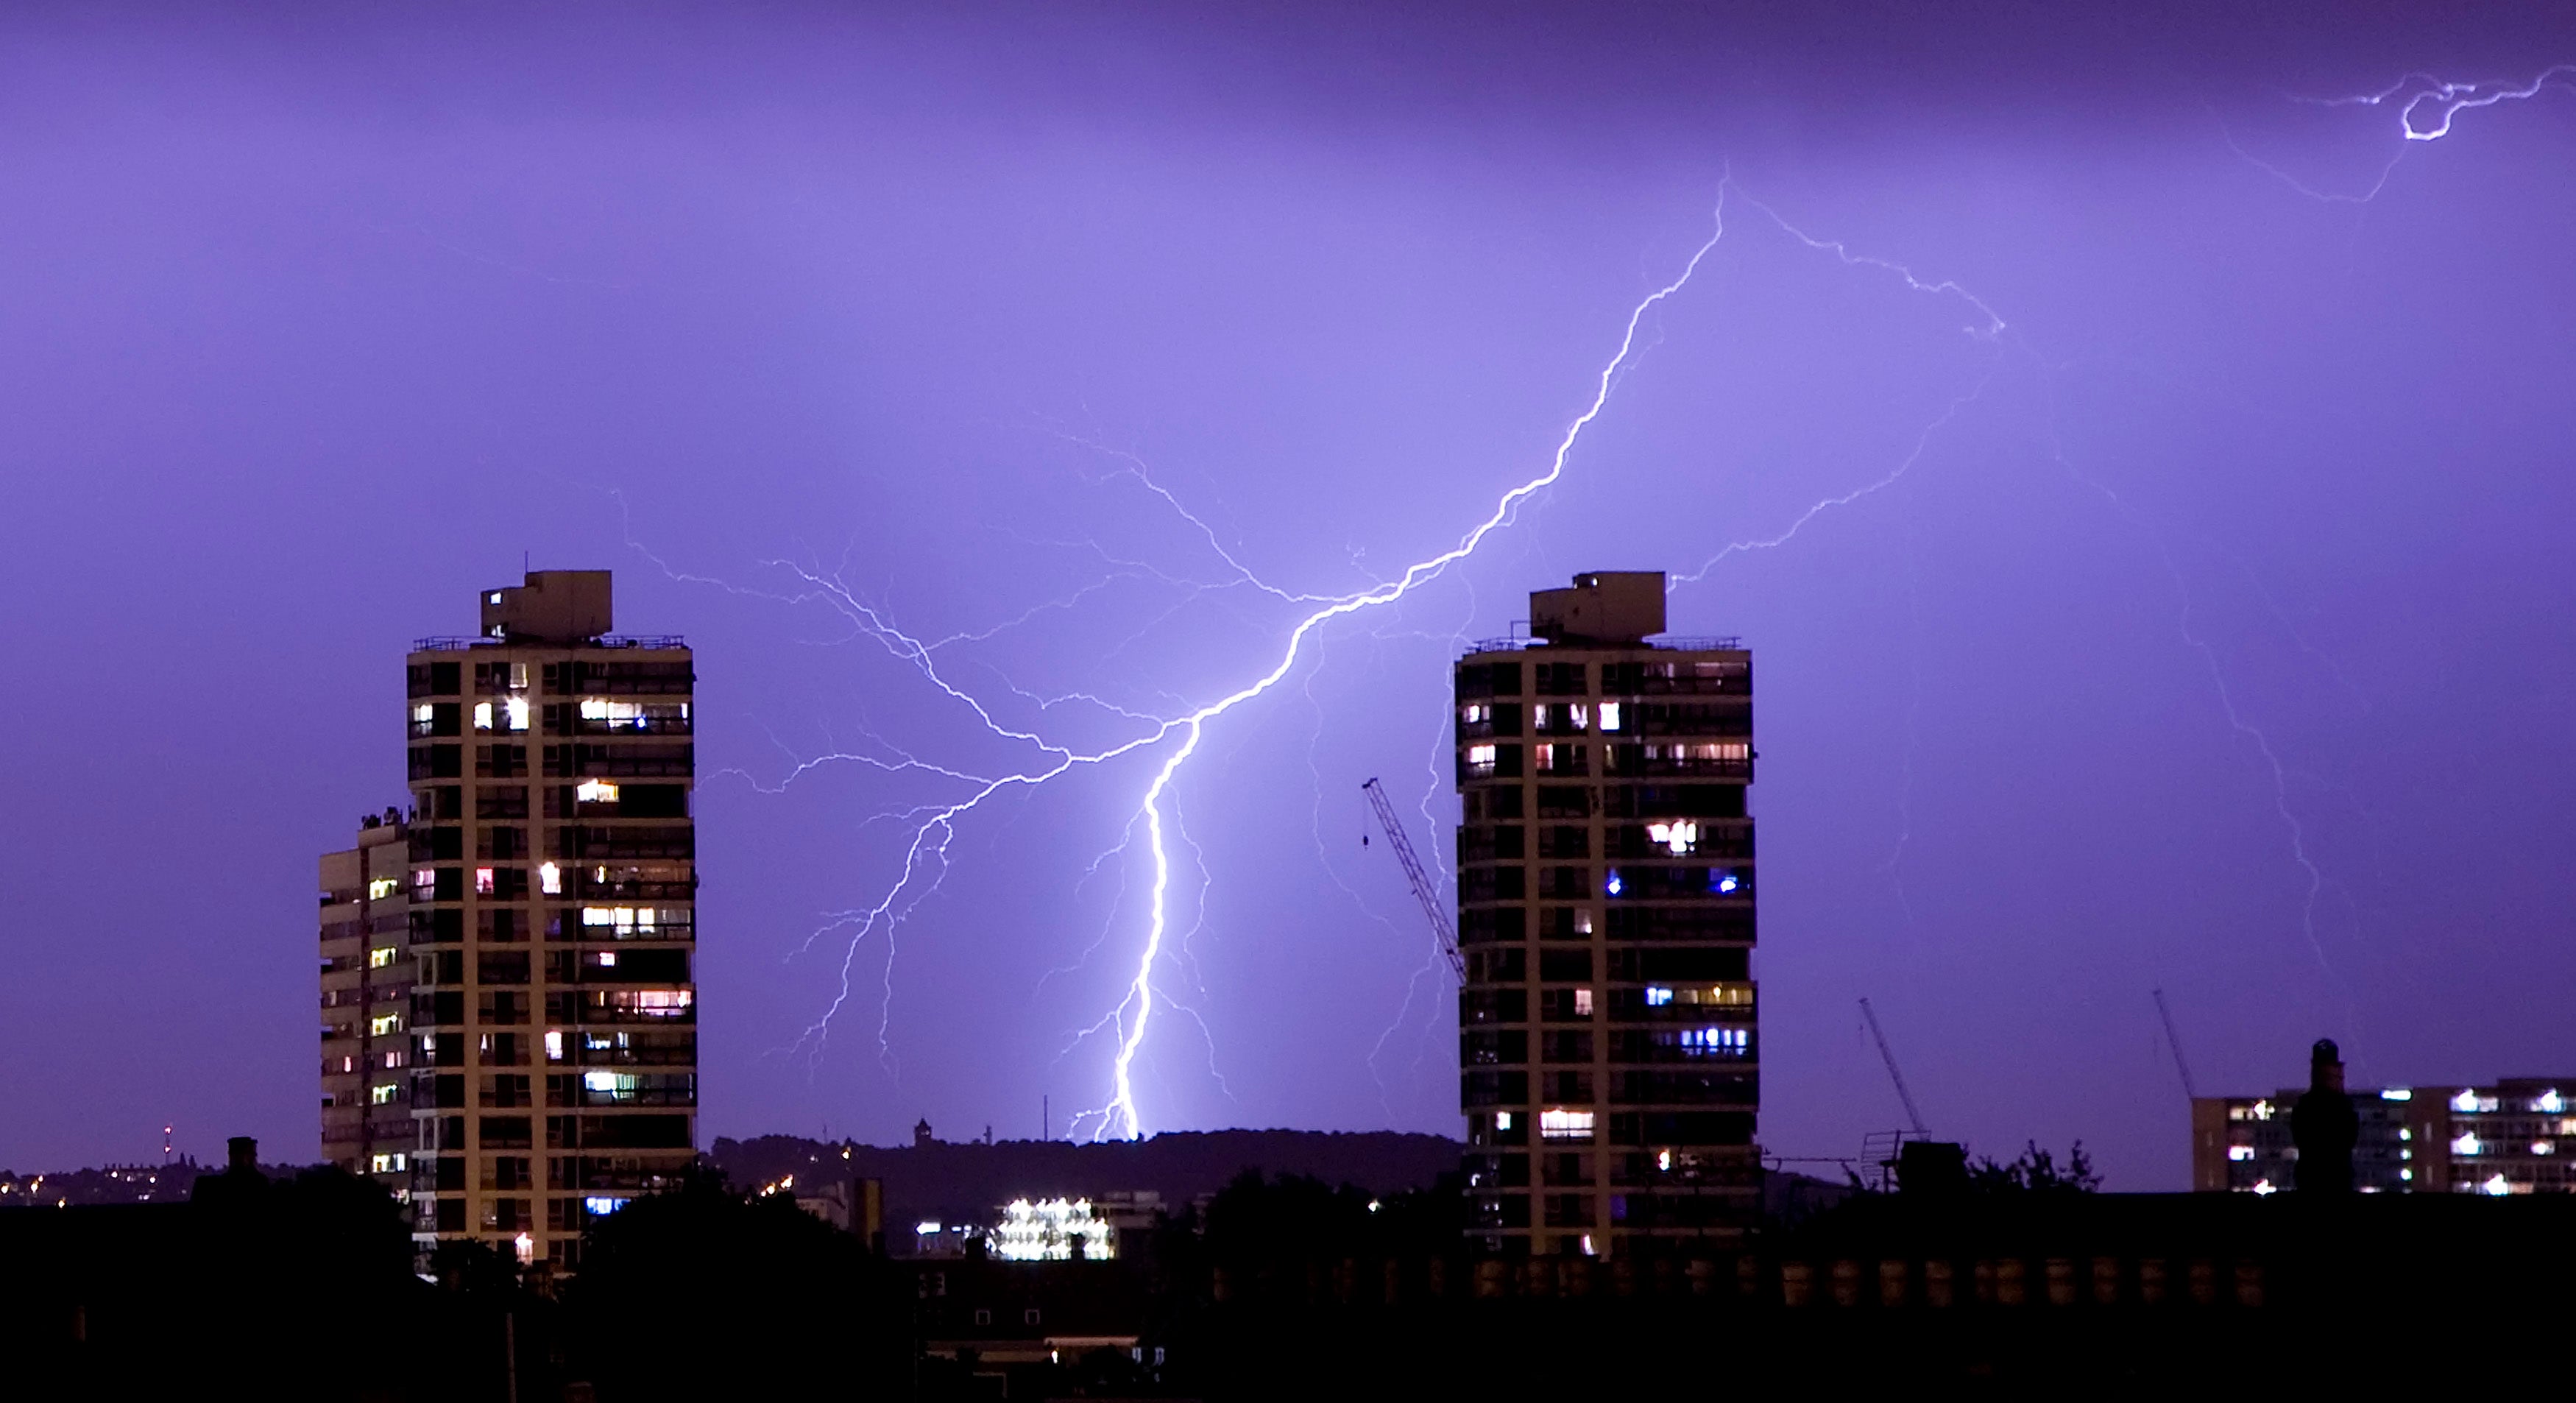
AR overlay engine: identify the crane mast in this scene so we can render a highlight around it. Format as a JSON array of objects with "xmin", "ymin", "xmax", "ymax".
[
  {"xmin": 1858, "ymin": 997, "xmax": 1930, "ymax": 1136},
  {"xmin": 2153, "ymin": 988, "xmax": 2201, "ymax": 1101},
  {"xmin": 1359, "ymin": 777, "xmax": 1465, "ymax": 983}
]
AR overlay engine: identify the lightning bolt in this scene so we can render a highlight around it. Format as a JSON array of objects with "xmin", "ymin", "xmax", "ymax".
[
  {"xmin": 2219, "ymin": 64, "xmax": 2576, "ymax": 203},
  {"xmin": 2307, "ymin": 65, "xmax": 2576, "ymax": 142},
  {"xmin": 1082, "ymin": 202, "xmax": 1733, "ymax": 1137}
]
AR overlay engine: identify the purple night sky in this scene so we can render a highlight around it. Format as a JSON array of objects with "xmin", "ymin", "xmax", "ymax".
[{"xmin": 4, "ymin": 3, "xmax": 2575, "ymax": 1187}]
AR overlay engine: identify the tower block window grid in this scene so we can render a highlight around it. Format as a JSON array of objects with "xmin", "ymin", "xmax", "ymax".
[{"xmin": 1455, "ymin": 571, "xmax": 1755, "ymax": 1258}]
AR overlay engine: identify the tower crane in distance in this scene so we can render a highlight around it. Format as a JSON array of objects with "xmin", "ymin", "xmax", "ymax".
[
  {"xmin": 1359, "ymin": 777, "xmax": 1465, "ymax": 983},
  {"xmin": 2153, "ymin": 988, "xmax": 2200, "ymax": 1101},
  {"xmin": 1858, "ymin": 997, "xmax": 1931, "ymax": 1137}
]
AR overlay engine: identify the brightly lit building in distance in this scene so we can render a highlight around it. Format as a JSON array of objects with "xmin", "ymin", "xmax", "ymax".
[
  {"xmin": 991, "ymin": 1198, "xmax": 1117, "ymax": 1261},
  {"xmin": 2193, "ymin": 1078, "xmax": 2576, "ymax": 1195},
  {"xmin": 1455, "ymin": 571, "xmax": 1755, "ymax": 1257},
  {"xmin": 394, "ymin": 570, "xmax": 697, "ymax": 1270}
]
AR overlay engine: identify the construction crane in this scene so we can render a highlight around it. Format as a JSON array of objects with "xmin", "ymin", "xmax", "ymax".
[
  {"xmin": 1858, "ymin": 997, "xmax": 1929, "ymax": 1137},
  {"xmin": 2153, "ymin": 988, "xmax": 2200, "ymax": 1101},
  {"xmin": 1359, "ymin": 777, "xmax": 1465, "ymax": 982}
]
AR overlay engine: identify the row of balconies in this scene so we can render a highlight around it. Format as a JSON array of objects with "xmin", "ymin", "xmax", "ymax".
[
  {"xmin": 1458, "ymin": 823, "xmax": 1755, "ymax": 863},
  {"xmin": 407, "ymin": 1072, "xmax": 697, "ymax": 1109},
  {"xmin": 1465, "ymin": 784, "xmax": 1751, "ymax": 824},
  {"xmin": 1457, "ymin": 702, "xmax": 1752, "ymax": 741},
  {"xmin": 403, "ymin": 907, "xmax": 695, "ymax": 944},
  {"xmin": 406, "ymin": 706, "xmax": 692, "ymax": 740},
  {"xmin": 406, "ymin": 743, "xmax": 696, "ymax": 781},
  {"xmin": 1459, "ymin": 864, "xmax": 1752, "ymax": 904},
  {"xmin": 1464, "ymin": 1028, "xmax": 1756, "ymax": 1065},
  {"xmin": 1462, "ymin": 946, "xmax": 1749, "ymax": 985},
  {"xmin": 1461, "ymin": 986, "xmax": 1756, "ymax": 1025},
  {"xmin": 1460, "ymin": 906, "xmax": 1758, "ymax": 945},
  {"xmin": 407, "ymin": 1112, "xmax": 694, "ymax": 1151},
  {"xmin": 1460, "ymin": 1070, "xmax": 1757, "ymax": 1107},
  {"xmin": 1461, "ymin": 744, "xmax": 1752, "ymax": 783},
  {"xmin": 408, "ymin": 989, "xmax": 695, "ymax": 1028},
  {"xmin": 407, "ymin": 657, "xmax": 692, "ymax": 700},
  {"xmin": 1455, "ymin": 659, "xmax": 1750, "ymax": 702}
]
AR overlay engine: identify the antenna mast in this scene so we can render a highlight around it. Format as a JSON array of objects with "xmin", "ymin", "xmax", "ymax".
[
  {"xmin": 1858, "ymin": 997, "xmax": 1930, "ymax": 1136},
  {"xmin": 1359, "ymin": 777, "xmax": 1465, "ymax": 982}
]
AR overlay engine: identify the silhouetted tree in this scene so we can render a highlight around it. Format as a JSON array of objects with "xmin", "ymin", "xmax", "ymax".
[
  {"xmin": 564, "ymin": 1165, "xmax": 902, "ymax": 1400},
  {"xmin": 1967, "ymin": 1141, "xmax": 2100, "ymax": 1195}
]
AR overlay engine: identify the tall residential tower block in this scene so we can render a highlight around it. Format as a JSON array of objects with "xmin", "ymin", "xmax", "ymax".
[
  {"xmin": 1455, "ymin": 572, "xmax": 1755, "ymax": 1257},
  {"xmin": 325, "ymin": 570, "xmax": 698, "ymax": 1269}
]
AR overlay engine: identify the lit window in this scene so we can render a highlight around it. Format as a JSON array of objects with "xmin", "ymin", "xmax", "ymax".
[
  {"xmin": 1539, "ymin": 1109, "xmax": 1596, "ymax": 1141},
  {"xmin": 1573, "ymin": 989, "xmax": 1593, "ymax": 1017},
  {"xmin": 584, "ymin": 1071, "xmax": 636, "ymax": 1094},
  {"xmin": 514, "ymin": 1233, "xmax": 534, "ymax": 1265},
  {"xmin": 2379, "ymin": 1087, "xmax": 2413, "ymax": 1102},
  {"xmin": 1712, "ymin": 869, "xmax": 1741, "ymax": 895},
  {"xmin": 1646, "ymin": 821, "xmax": 1698, "ymax": 855},
  {"xmin": 1460, "ymin": 704, "xmax": 1493, "ymax": 726},
  {"xmin": 411, "ymin": 703, "xmax": 434, "ymax": 727},
  {"xmin": 1656, "ymin": 1149, "xmax": 1671, "ymax": 1171},
  {"xmin": 2401, "ymin": 1168, "xmax": 2413, "ymax": 1181},
  {"xmin": 383, "ymin": 1050, "xmax": 404, "ymax": 1069},
  {"xmin": 585, "ymin": 1196, "xmax": 629, "ymax": 1216},
  {"xmin": 367, "ymin": 877, "xmax": 400, "ymax": 900},
  {"xmin": 1494, "ymin": 1112, "xmax": 1514, "ymax": 1131},
  {"xmin": 473, "ymin": 702, "xmax": 495, "ymax": 731},
  {"xmin": 1574, "ymin": 910, "xmax": 1593, "ymax": 936},
  {"xmin": 539, "ymin": 863, "xmax": 562, "ymax": 895},
  {"xmin": 2454, "ymin": 1133, "xmax": 2483, "ymax": 1156},
  {"xmin": 412, "ymin": 869, "xmax": 436, "ymax": 896},
  {"xmin": 596, "ymin": 950, "xmax": 618, "ymax": 967},
  {"xmin": 475, "ymin": 868, "xmax": 495, "ymax": 895},
  {"xmin": 579, "ymin": 699, "xmax": 651, "ymax": 729},
  {"xmin": 1604, "ymin": 870, "xmax": 1624, "ymax": 897},
  {"xmin": 488, "ymin": 592, "xmax": 503, "ymax": 604},
  {"xmin": 1646, "ymin": 986, "xmax": 1672, "ymax": 1007},
  {"xmin": 2482, "ymin": 1174, "xmax": 2512, "ymax": 1196},
  {"xmin": 369, "ymin": 1084, "xmax": 400, "ymax": 1106},
  {"xmin": 1596, "ymin": 702, "xmax": 1621, "ymax": 732},
  {"xmin": 2453, "ymin": 1089, "xmax": 2480, "ymax": 1113},
  {"xmin": 1568, "ymin": 704, "xmax": 1589, "ymax": 729},
  {"xmin": 2535, "ymin": 1142, "xmax": 2555, "ymax": 1156},
  {"xmin": 368, "ymin": 947, "xmax": 398, "ymax": 969},
  {"xmin": 2399, "ymin": 1128, "xmax": 2413, "ymax": 1141},
  {"xmin": 2227, "ymin": 1145, "xmax": 2254, "ymax": 1162},
  {"xmin": 369, "ymin": 1013, "xmax": 401, "ymax": 1036},
  {"xmin": 544, "ymin": 1031, "xmax": 564, "ymax": 1061},
  {"xmin": 1465, "ymin": 743, "xmax": 1498, "ymax": 776},
  {"xmin": 577, "ymin": 780, "xmax": 620, "ymax": 805},
  {"xmin": 2251, "ymin": 1179, "xmax": 2276, "ymax": 1196},
  {"xmin": 2537, "ymin": 1090, "xmax": 2565, "ymax": 1114},
  {"xmin": 2251, "ymin": 1100, "xmax": 2274, "ymax": 1121},
  {"xmin": 369, "ymin": 1153, "xmax": 407, "ymax": 1173},
  {"xmin": 504, "ymin": 697, "xmax": 529, "ymax": 732}
]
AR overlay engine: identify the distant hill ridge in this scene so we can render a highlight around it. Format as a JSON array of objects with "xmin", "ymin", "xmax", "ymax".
[{"xmin": 711, "ymin": 1128, "xmax": 1462, "ymax": 1234}]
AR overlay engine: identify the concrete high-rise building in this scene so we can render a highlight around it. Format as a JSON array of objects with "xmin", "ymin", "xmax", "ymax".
[
  {"xmin": 2195, "ymin": 1078, "xmax": 2576, "ymax": 1195},
  {"xmin": 320, "ymin": 810, "xmax": 419, "ymax": 1187},
  {"xmin": 1454, "ymin": 571, "xmax": 1755, "ymax": 1257},
  {"xmin": 379, "ymin": 570, "xmax": 697, "ymax": 1269}
]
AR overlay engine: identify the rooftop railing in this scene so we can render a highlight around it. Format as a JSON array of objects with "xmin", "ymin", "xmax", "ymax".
[
  {"xmin": 1463, "ymin": 634, "xmax": 1743, "ymax": 655},
  {"xmin": 412, "ymin": 635, "xmax": 688, "ymax": 652}
]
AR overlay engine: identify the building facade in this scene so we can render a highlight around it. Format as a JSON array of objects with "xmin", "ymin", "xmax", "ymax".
[
  {"xmin": 320, "ymin": 811, "xmax": 419, "ymax": 1188},
  {"xmin": 391, "ymin": 570, "xmax": 698, "ymax": 1268},
  {"xmin": 1454, "ymin": 571, "xmax": 1756, "ymax": 1257},
  {"xmin": 2193, "ymin": 1078, "xmax": 2576, "ymax": 1195}
]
